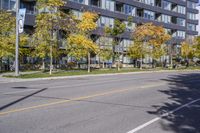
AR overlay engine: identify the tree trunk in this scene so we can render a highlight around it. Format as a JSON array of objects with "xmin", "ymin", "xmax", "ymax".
[
  {"xmin": 135, "ymin": 59, "xmax": 137, "ymax": 68},
  {"xmin": 117, "ymin": 52, "xmax": 120, "ymax": 71},
  {"xmin": 88, "ymin": 52, "xmax": 91, "ymax": 73},
  {"xmin": 0, "ymin": 57, "xmax": 2, "ymax": 72},
  {"xmin": 77, "ymin": 62, "xmax": 79, "ymax": 69},
  {"xmin": 8, "ymin": 58, "xmax": 10, "ymax": 71},
  {"xmin": 98, "ymin": 60, "xmax": 100, "ymax": 69},
  {"xmin": 98, "ymin": 55, "xmax": 100, "ymax": 68},
  {"xmin": 140, "ymin": 57, "xmax": 143, "ymax": 70},
  {"xmin": 112, "ymin": 45, "xmax": 115, "ymax": 63},
  {"xmin": 152, "ymin": 59, "xmax": 154, "ymax": 68},
  {"xmin": 103, "ymin": 61, "xmax": 105, "ymax": 69},
  {"xmin": 170, "ymin": 46, "xmax": 173, "ymax": 69},
  {"xmin": 42, "ymin": 58, "xmax": 45, "ymax": 70},
  {"xmin": 186, "ymin": 57, "xmax": 189, "ymax": 68},
  {"xmin": 117, "ymin": 38, "xmax": 121, "ymax": 71}
]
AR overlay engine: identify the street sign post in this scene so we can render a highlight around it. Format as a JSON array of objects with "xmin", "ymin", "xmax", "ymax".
[
  {"xmin": 15, "ymin": 0, "xmax": 26, "ymax": 76},
  {"xmin": 15, "ymin": 0, "xmax": 20, "ymax": 76}
]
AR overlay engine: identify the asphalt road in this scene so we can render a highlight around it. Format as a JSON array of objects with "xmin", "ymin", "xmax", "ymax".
[{"xmin": 0, "ymin": 71, "xmax": 200, "ymax": 133}]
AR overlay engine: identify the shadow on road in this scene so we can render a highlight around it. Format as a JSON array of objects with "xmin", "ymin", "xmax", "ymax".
[
  {"xmin": 148, "ymin": 73, "xmax": 200, "ymax": 133},
  {"xmin": 11, "ymin": 87, "xmax": 29, "ymax": 89},
  {"xmin": 0, "ymin": 88, "xmax": 47, "ymax": 111}
]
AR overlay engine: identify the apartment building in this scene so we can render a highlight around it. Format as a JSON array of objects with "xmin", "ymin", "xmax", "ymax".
[
  {"xmin": 0, "ymin": 0, "xmax": 199, "ymax": 65},
  {"xmin": 197, "ymin": 4, "xmax": 200, "ymax": 35}
]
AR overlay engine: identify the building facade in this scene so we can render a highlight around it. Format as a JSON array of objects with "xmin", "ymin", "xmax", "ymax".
[
  {"xmin": 0, "ymin": 0, "xmax": 199, "ymax": 65},
  {"xmin": 197, "ymin": 4, "xmax": 200, "ymax": 35}
]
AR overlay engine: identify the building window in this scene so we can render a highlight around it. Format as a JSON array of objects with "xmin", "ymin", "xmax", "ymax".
[
  {"xmin": 99, "ymin": 16, "xmax": 114, "ymax": 28},
  {"xmin": 10, "ymin": 0, "xmax": 15, "ymax": 10},
  {"xmin": 138, "ymin": 0, "xmax": 155, "ymax": 6},
  {"xmin": 70, "ymin": 0, "xmax": 85, "ymax": 4},
  {"xmin": 101, "ymin": 0, "xmax": 115, "ymax": 11},
  {"xmin": 162, "ymin": 1, "xmax": 171, "ymax": 10},
  {"xmin": 124, "ymin": 4, "xmax": 135, "ymax": 16},
  {"xmin": 90, "ymin": 0, "xmax": 100, "ymax": 7},
  {"xmin": 187, "ymin": 12, "xmax": 196, "ymax": 20},
  {"xmin": 1, "ymin": 0, "xmax": 16, "ymax": 10},
  {"xmin": 2, "ymin": 0, "xmax": 9, "ymax": 10},
  {"xmin": 187, "ymin": 1, "xmax": 196, "ymax": 9},
  {"xmin": 144, "ymin": 10, "xmax": 155, "ymax": 20},
  {"xmin": 161, "ymin": 14, "xmax": 171, "ymax": 23},
  {"xmin": 177, "ymin": 18, "xmax": 185, "ymax": 26},
  {"xmin": 176, "ymin": 30, "xmax": 186, "ymax": 39},
  {"xmin": 187, "ymin": 23, "xmax": 196, "ymax": 31},
  {"xmin": 177, "ymin": 5, "xmax": 186, "ymax": 14}
]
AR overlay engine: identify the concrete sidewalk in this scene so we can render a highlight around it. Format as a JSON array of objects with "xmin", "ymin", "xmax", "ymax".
[
  {"xmin": 0, "ymin": 71, "xmax": 40, "ymax": 83},
  {"xmin": 0, "ymin": 77, "xmax": 24, "ymax": 83}
]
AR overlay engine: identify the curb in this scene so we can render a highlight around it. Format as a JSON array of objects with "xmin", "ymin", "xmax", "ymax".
[{"xmin": 1, "ymin": 69, "xmax": 200, "ymax": 84}]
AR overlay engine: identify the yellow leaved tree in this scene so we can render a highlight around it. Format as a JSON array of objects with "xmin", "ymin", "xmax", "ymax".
[
  {"xmin": 133, "ymin": 23, "xmax": 171, "ymax": 68},
  {"xmin": 0, "ymin": 10, "xmax": 28, "ymax": 71},
  {"xmin": 67, "ymin": 11, "xmax": 99, "ymax": 72},
  {"xmin": 181, "ymin": 41, "xmax": 194, "ymax": 59},
  {"xmin": 98, "ymin": 47, "xmax": 113, "ymax": 68},
  {"xmin": 32, "ymin": 0, "xmax": 75, "ymax": 74},
  {"xmin": 128, "ymin": 40, "xmax": 147, "ymax": 68},
  {"xmin": 193, "ymin": 36, "xmax": 200, "ymax": 59}
]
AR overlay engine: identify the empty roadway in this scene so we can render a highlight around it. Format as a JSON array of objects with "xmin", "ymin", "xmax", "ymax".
[{"xmin": 0, "ymin": 71, "xmax": 200, "ymax": 133}]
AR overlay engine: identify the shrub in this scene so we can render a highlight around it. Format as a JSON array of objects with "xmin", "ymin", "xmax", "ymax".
[{"xmin": 67, "ymin": 62, "xmax": 77, "ymax": 69}]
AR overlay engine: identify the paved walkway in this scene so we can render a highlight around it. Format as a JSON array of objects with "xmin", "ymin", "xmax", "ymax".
[{"xmin": 0, "ymin": 71, "xmax": 40, "ymax": 83}]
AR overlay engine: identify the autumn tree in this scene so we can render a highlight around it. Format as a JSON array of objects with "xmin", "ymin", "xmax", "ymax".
[
  {"xmin": 193, "ymin": 36, "xmax": 200, "ymax": 59},
  {"xmin": 105, "ymin": 19, "xmax": 126, "ymax": 71},
  {"xmin": 67, "ymin": 11, "xmax": 99, "ymax": 73},
  {"xmin": 133, "ymin": 23, "xmax": 171, "ymax": 68},
  {"xmin": 151, "ymin": 45, "xmax": 166, "ymax": 60},
  {"xmin": 96, "ymin": 34, "xmax": 113, "ymax": 68},
  {"xmin": 99, "ymin": 47, "xmax": 113, "ymax": 68},
  {"xmin": 0, "ymin": 11, "xmax": 15, "ymax": 59},
  {"xmin": 32, "ymin": 0, "xmax": 62, "ymax": 73},
  {"xmin": 32, "ymin": 0, "xmax": 75, "ymax": 74},
  {"xmin": 181, "ymin": 41, "xmax": 194, "ymax": 59},
  {"xmin": 0, "ymin": 10, "xmax": 28, "ymax": 71},
  {"xmin": 128, "ymin": 40, "xmax": 146, "ymax": 68},
  {"xmin": 180, "ymin": 41, "xmax": 195, "ymax": 67}
]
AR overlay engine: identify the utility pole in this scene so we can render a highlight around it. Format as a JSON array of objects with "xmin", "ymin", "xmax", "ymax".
[
  {"xmin": 15, "ymin": 0, "xmax": 20, "ymax": 76},
  {"xmin": 50, "ymin": 44, "xmax": 53, "ymax": 75}
]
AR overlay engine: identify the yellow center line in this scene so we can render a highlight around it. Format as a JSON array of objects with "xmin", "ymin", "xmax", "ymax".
[{"xmin": 0, "ymin": 83, "xmax": 165, "ymax": 116}]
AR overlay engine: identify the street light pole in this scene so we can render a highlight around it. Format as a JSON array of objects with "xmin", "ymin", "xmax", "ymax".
[{"xmin": 15, "ymin": 0, "xmax": 20, "ymax": 76}]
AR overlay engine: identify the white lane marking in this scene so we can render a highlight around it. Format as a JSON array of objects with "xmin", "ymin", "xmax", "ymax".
[
  {"xmin": 127, "ymin": 118, "xmax": 160, "ymax": 133},
  {"xmin": 127, "ymin": 99, "xmax": 200, "ymax": 133},
  {"xmin": 3, "ymin": 89, "xmax": 40, "ymax": 95}
]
